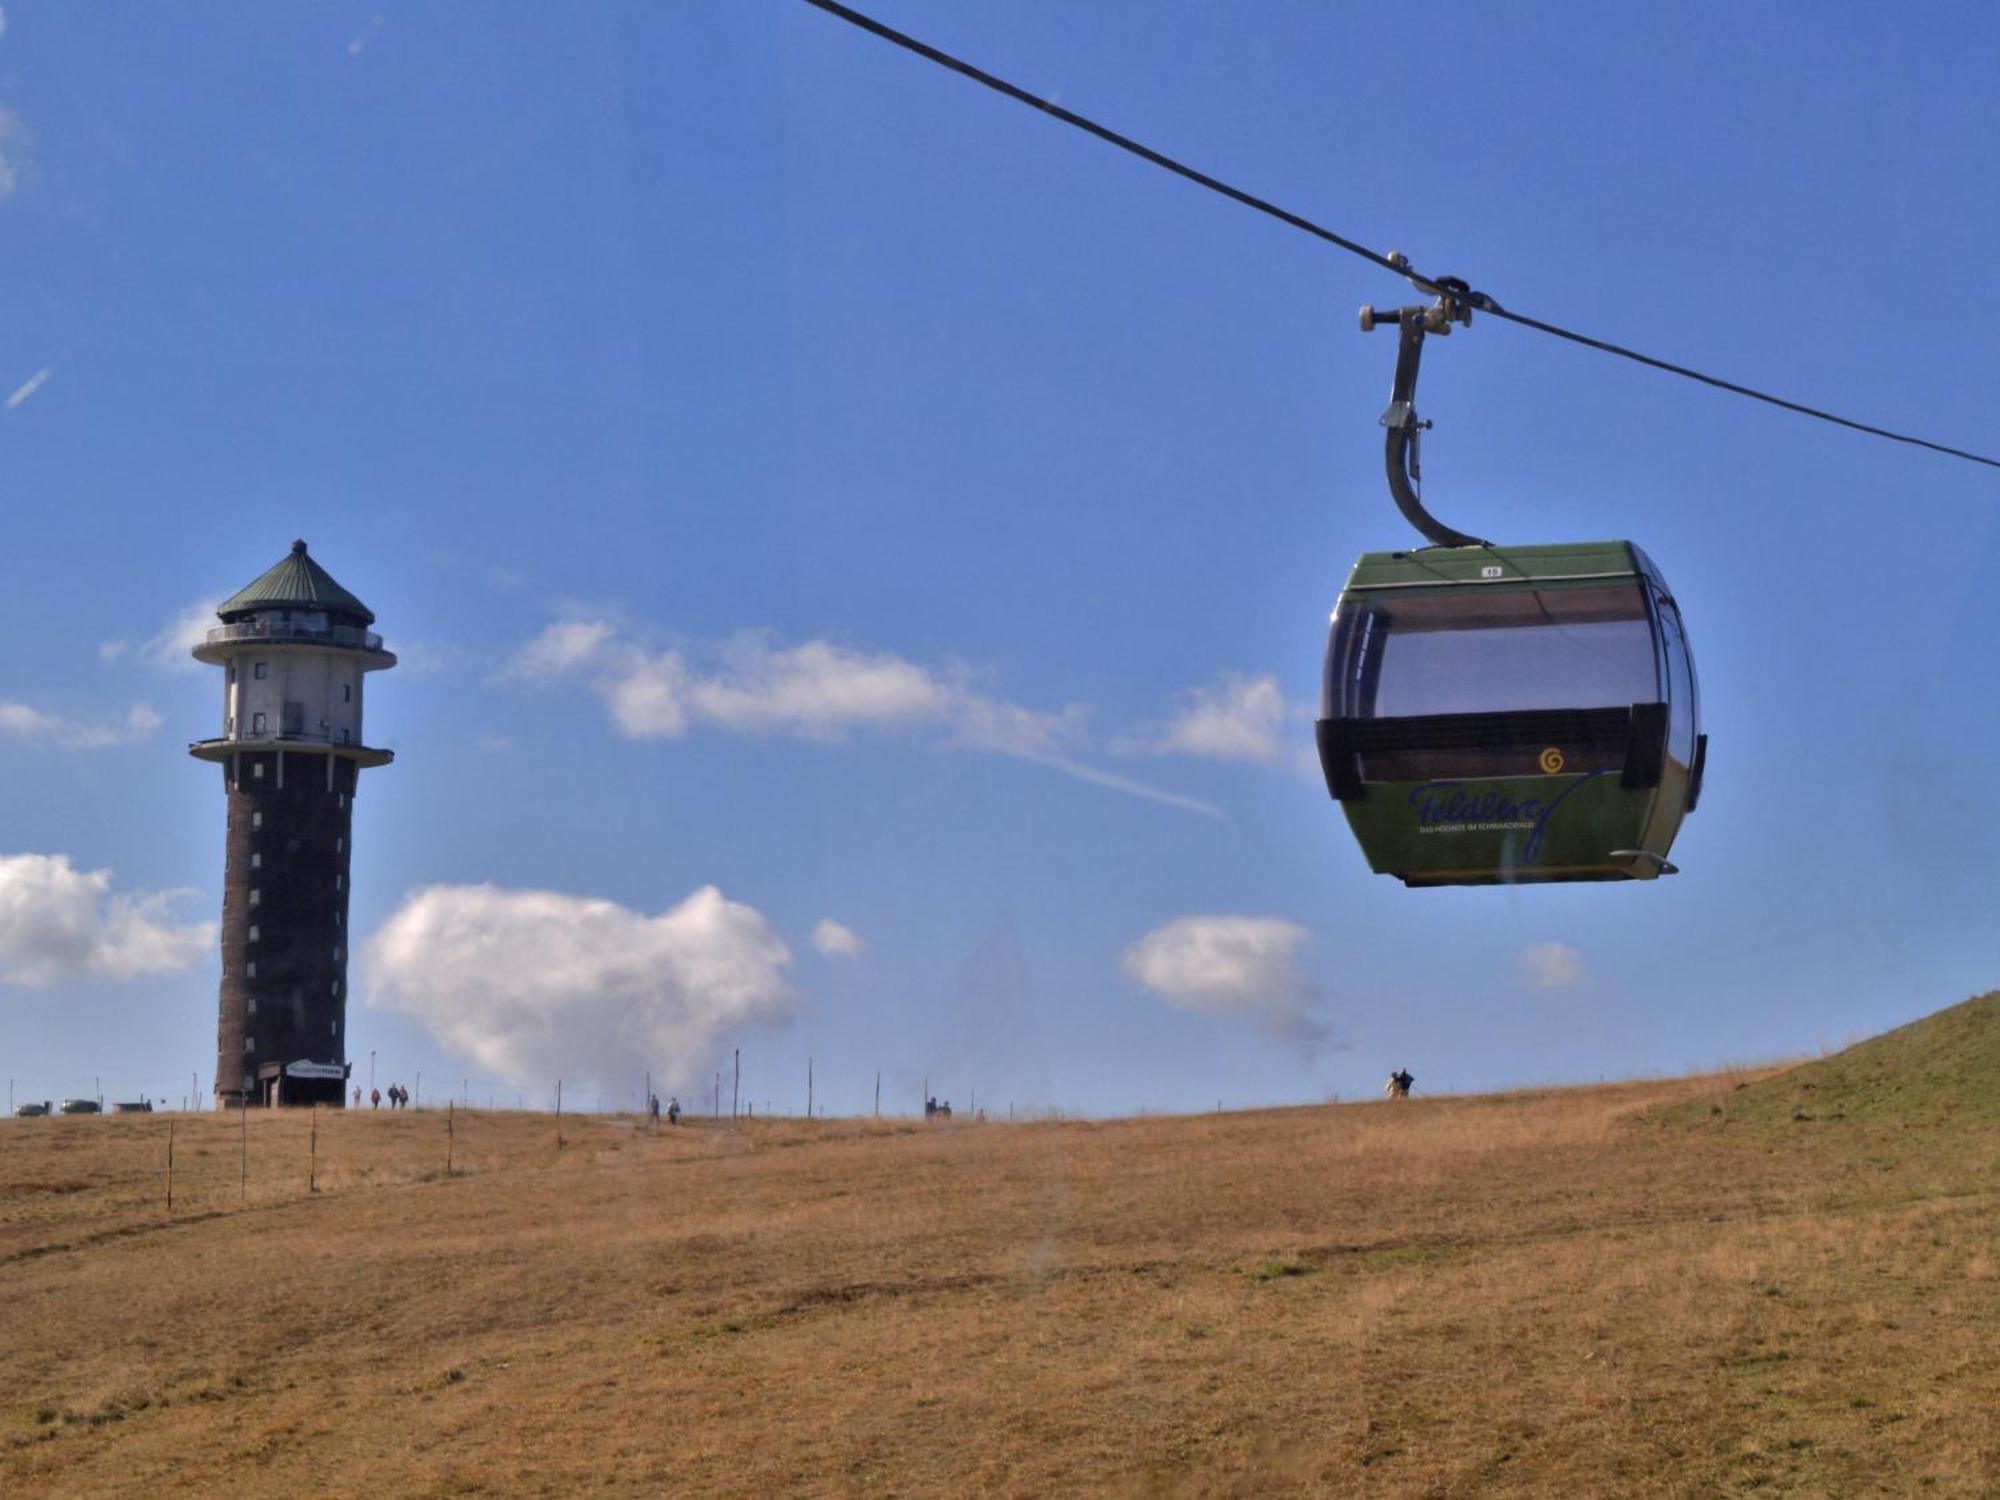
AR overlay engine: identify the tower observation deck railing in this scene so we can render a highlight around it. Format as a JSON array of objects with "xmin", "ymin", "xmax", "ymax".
[{"xmin": 204, "ymin": 620, "xmax": 384, "ymax": 652}]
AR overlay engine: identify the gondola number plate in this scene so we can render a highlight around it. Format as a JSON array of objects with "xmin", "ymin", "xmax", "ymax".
[
  {"xmin": 1481, "ymin": 566, "xmax": 1503, "ymax": 578},
  {"xmin": 1539, "ymin": 747, "xmax": 1566, "ymax": 774}
]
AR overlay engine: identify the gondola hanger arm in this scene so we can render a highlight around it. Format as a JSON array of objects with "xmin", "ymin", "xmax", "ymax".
[{"xmin": 1359, "ymin": 256, "xmax": 1492, "ymax": 549}]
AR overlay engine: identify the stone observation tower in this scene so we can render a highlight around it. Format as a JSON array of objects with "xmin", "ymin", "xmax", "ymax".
[{"xmin": 189, "ymin": 541, "xmax": 396, "ymax": 1108}]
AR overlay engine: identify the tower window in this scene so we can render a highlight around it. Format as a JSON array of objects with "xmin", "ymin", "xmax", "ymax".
[
  {"xmin": 337, "ymin": 728, "xmax": 350, "ymax": 744},
  {"xmin": 249, "ymin": 889, "xmax": 261, "ymax": 906},
  {"xmin": 331, "ymin": 1020, "xmax": 337, "ymax": 1035},
  {"xmin": 246, "ymin": 961, "xmax": 257, "ymax": 978},
  {"xmin": 342, "ymin": 684, "xmax": 352, "ymax": 702},
  {"xmin": 335, "ymin": 875, "xmax": 343, "ymax": 892},
  {"xmin": 253, "ymin": 763, "xmax": 265, "ymax": 780},
  {"xmin": 244, "ymin": 1037, "xmax": 255, "ymax": 1054},
  {"xmin": 335, "ymin": 837, "xmax": 343, "ymax": 853},
  {"xmin": 250, "ymin": 852, "xmax": 261, "ymax": 870},
  {"xmin": 332, "ymin": 945, "xmax": 343, "ymax": 962},
  {"xmin": 248, "ymin": 924, "xmax": 260, "ymax": 942},
  {"xmin": 252, "ymin": 811, "xmax": 262, "ymax": 830},
  {"xmin": 254, "ymin": 662, "xmax": 268, "ymax": 680},
  {"xmin": 252, "ymin": 711, "xmax": 267, "ymax": 733},
  {"xmin": 247, "ymin": 996, "xmax": 258, "ymax": 1015},
  {"xmin": 332, "ymin": 980, "xmax": 341, "ymax": 997}
]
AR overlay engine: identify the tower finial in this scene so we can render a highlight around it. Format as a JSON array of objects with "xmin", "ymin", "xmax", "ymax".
[{"xmin": 291, "ymin": 538, "xmax": 308, "ymax": 555}]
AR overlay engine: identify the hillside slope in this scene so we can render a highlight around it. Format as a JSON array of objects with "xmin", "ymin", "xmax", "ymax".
[
  {"xmin": 1668, "ymin": 991, "xmax": 2000, "ymax": 1134},
  {"xmin": 3, "ymin": 1060, "xmax": 1997, "ymax": 1494}
]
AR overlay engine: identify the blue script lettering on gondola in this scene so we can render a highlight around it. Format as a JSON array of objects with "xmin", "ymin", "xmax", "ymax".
[{"xmin": 1407, "ymin": 771, "xmax": 1612, "ymax": 864}]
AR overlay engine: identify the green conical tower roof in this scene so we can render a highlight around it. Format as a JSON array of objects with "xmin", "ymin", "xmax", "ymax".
[{"xmin": 216, "ymin": 540, "xmax": 375, "ymax": 626}]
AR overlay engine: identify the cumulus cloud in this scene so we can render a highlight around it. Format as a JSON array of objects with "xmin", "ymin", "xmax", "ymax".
[
  {"xmin": 1124, "ymin": 672, "xmax": 1296, "ymax": 765},
  {"xmin": 0, "ymin": 698, "xmax": 161, "ymax": 749},
  {"xmin": 1515, "ymin": 941, "xmax": 1588, "ymax": 990},
  {"xmin": 811, "ymin": 918, "xmax": 867, "ymax": 959},
  {"xmin": 98, "ymin": 640, "xmax": 129, "ymax": 664},
  {"xmin": 363, "ymin": 883, "xmax": 797, "ymax": 1092},
  {"xmin": 1121, "ymin": 914, "xmax": 1333, "ymax": 1053},
  {"xmin": 509, "ymin": 619, "xmax": 1221, "ymax": 818},
  {"xmin": 0, "ymin": 853, "xmax": 213, "ymax": 986},
  {"xmin": 142, "ymin": 599, "xmax": 221, "ymax": 672}
]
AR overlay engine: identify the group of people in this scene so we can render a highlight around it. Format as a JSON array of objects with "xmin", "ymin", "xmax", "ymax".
[
  {"xmin": 923, "ymin": 1096, "xmax": 954, "ymax": 1119},
  {"xmin": 353, "ymin": 1084, "xmax": 411, "ymax": 1109},
  {"xmin": 647, "ymin": 1094, "xmax": 682, "ymax": 1126}
]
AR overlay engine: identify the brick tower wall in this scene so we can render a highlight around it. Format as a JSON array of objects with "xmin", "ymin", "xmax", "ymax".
[{"xmin": 215, "ymin": 749, "xmax": 359, "ymax": 1107}]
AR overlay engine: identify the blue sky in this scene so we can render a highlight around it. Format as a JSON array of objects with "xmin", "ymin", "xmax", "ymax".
[{"xmin": 2, "ymin": 1, "xmax": 1997, "ymax": 1115}]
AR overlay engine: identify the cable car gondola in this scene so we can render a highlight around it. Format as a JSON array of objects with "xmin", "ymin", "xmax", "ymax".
[{"xmin": 1317, "ymin": 267, "xmax": 1706, "ymax": 886}]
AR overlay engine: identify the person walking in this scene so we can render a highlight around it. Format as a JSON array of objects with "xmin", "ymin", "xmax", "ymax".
[{"xmin": 370, "ymin": 1087, "xmax": 381, "ymax": 1110}]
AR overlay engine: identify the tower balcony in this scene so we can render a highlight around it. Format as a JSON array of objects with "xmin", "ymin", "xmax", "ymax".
[
  {"xmin": 189, "ymin": 732, "xmax": 394, "ymax": 769},
  {"xmin": 193, "ymin": 619, "xmax": 395, "ymax": 669}
]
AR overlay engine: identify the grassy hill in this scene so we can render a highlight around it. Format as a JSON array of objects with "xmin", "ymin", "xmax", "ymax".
[
  {"xmin": 2, "ymin": 1021, "xmax": 1997, "ymax": 1496},
  {"xmin": 1661, "ymin": 991, "xmax": 2000, "ymax": 1137}
]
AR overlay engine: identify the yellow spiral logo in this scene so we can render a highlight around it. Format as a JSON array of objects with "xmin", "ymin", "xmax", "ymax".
[{"xmin": 1538, "ymin": 747, "xmax": 1566, "ymax": 775}]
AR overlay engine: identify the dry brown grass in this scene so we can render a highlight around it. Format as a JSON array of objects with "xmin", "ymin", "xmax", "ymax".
[{"xmin": 2, "ymin": 1071, "xmax": 1997, "ymax": 1497}]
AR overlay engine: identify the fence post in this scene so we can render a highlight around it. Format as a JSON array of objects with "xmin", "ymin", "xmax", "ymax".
[
  {"xmin": 555, "ymin": 1080, "xmax": 564, "ymax": 1150},
  {"xmin": 732, "ymin": 1049, "xmax": 740, "ymax": 1120},
  {"xmin": 166, "ymin": 1118, "xmax": 175, "ymax": 1213},
  {"xmin": 807, "ymin": 1057, "xmax": 813, "ymax": 1120},
  {"xmin": 308, "ymin": 1104, "xmax": 319, "ymax": 1193},
  {"xmin": 874, "ymin": 1070, "xmax": 881, "ymax": 1118},
  {"xmin": 239, "ymin": 1103, "xmax": 248, "ymax": 1202},
  {"xmin": 447, "ymin": 1100, "xmax": 455, "ymax": 1177}
]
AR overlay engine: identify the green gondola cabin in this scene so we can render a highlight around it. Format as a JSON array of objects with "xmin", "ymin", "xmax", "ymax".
[{"xmin": 1317, "ymin": 541, "xmax": 1705, "ymax": 885}]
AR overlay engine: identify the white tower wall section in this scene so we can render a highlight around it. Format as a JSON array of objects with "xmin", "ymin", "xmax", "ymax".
[{"xmin": 222, "ymin": 640, "xmax": 371, "ymax": 746}]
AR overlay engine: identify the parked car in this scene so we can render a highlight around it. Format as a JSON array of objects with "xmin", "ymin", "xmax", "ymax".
[
  {"xmin": 58, "ymin": 1098, "xmax": 102, "ymax": 1115},
  {"xmin": 15, "ymin": 1101, "xmax": 53, "ymax": 1118},
  {"xmin": 111, "ymin": 1101, "xmax": 154, "ymax": 1113}
]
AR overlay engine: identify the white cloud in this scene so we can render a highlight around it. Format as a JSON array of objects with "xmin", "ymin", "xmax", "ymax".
[
  {"xmin": 98, "ymin": 640, "xmax": 129, "ymax": 664},
  {"xmin": 0, "ymin": 104, "xmax": 25, "ymax": 202},
  {"xmin": 142, "ymin": 599, "xmax": 221, "ymax": 673},
  {"xmin": 6, "ymin": 366, "xmax": 49, "ymax": 410},
  {"xmin": 0, "ymin": 700, "xmax": 57, "ymax": 739},
  {"xmin": 0, "ymin": 853, "xmax": 213, "ymax": 986},
  {"xmin": 811, "ymin": 918, "xmax": 867, "ymax": 959},
  {"xmin": 363, "ymin": 883, "xmax": 797, "ymax": 1092},
  {"xmin": 1515, "ymin": 942, "xmax": 1588, "ymax": 990},
  {"xmin": 391, "ymin": 640, "xmax": 458, "ymax": 676},
  {"xmin": 509, "ymin": 619, "xmax": 1220, "ymax": 817},
  {"xmin": 1126, "ymin": 672, "xmax": 1296, "ymax": 765},
  {"xmin": 0, "ymin": 697, "xmax": 161, "ymax": 749},
  {"xmin": 509, "ymin": 618, "xmax": 617, "ymax": 679},
  {"xmin": 1121, "ymin": 914, "xmax": 1333, "ymax": 1052}
]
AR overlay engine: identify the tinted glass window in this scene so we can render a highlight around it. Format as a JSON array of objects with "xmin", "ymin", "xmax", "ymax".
[
  {"xmin": 1328, "ymin": 583, "xmax": 1659, "ymax": 719},
  {"xmin": 1657, "ymin": 593, "xmax": 1697, "ymax": 769}
]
